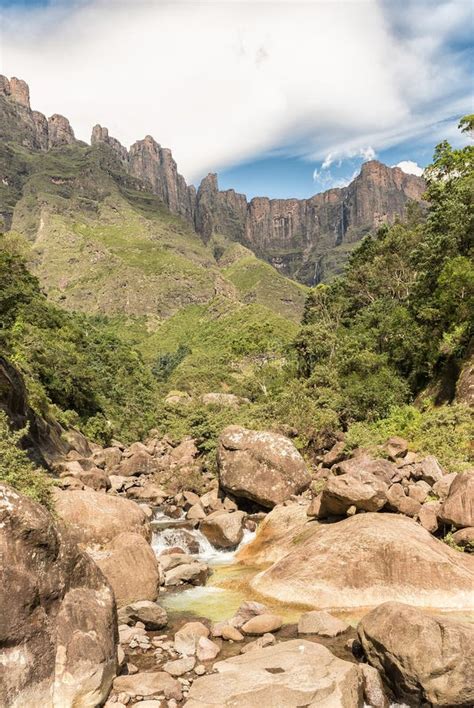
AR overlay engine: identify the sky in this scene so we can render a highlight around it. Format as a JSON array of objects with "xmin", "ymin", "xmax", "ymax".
[{"xmin": 0, "ymin": 0, "xmax": 472, "ymax": 198}]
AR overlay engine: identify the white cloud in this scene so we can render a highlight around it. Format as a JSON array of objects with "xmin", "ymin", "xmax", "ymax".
[
  {"xmin": 0, "ymin": 0, "xmax": 471, "ymax": 183},
  {"xmin": 394, "ymin": 160, "xmax": 424, "ymax": 176}
]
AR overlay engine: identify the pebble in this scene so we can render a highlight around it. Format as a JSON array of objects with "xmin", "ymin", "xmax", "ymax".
[{"xmin": 194, "ymin": 664, "xmax": 206, "ymax": 675}]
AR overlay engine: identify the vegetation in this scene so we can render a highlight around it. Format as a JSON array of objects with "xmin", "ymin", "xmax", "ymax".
[{"xmin": 0, "ymin": 412, "xmax": 52, "ymax": 507}]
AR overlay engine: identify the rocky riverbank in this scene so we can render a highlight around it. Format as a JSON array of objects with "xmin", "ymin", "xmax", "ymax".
[{"xmin": 1, "ymin": 422, "xmax": 473, "ymax": 707}]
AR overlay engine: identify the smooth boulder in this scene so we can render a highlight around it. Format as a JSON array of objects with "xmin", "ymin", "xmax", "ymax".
[
  {"xmin": 200, "ymin": 511, "xmax": 246, "ymax": 549},
  {"xmin": 0, "ymin": 484, "xmax": 117, "ymax": 708},
  {"xmin": 53, "ymin": 487, "xmax": 151, "ymax": 545},
  {"xmin": 358, "ymin": 602, "xmax": 474, "ymax": 707},
  {"xmin": 438, "ymin": 472, "xmax": 474, "ymax": 529},
  {"xmin": 217, "ymin": 426, "xmax": 311, "ymax": 508},
  {"xmin": 251, "ymin": 513, "xmax": 474, "ymax": 609},
  {"xmin": 92, "ymin": 532, "xmax": 161, "ymax": 606},
  {"xmin": 184, "ymin": 639, "xmax": 363, "ymax": 707},
  {"xmin": 316, "ymin": 470, "xmax": 387, "ymax": 517}
]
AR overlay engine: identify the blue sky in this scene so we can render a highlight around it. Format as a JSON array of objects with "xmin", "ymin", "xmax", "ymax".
[{"xmin": 1, "ymin": 0, "xmax": 473, "ymax": 198}]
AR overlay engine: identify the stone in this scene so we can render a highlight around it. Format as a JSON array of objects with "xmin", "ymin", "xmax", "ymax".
[
  {"xmin": 200, "ymin": 510, "xmax": 246, "ymax": 548},
  {"xmin": 118, "ymin": 601, "xmax": 168, "ymax": 630},
  {"xmin": 119, "ymin": 450, "xmax": 157, "ymax": 477},
  {"xmin": 190, "ymin": 505, "xmax": 208, "ymax": 525},
  {"xmin": 418, "ymin": 502, "xmax": 440, "ymax": 533},
  {"xmin": 53, "ymin": 487, "xmax": 151, "ymax": 545},
  {"xmin": 0, "ymin": 484, "xmax": 117, "ymax": 708},
  {"xmin": 410, "ymin": 455, "xmax": 445, "ymax": 486},
  {"xmin": 220, "ymin": 625, "xmax": 244, "ymax": 641},
  {"xmin": 241, "ymin": 613, "xmax": 282, "ymax": 635},
  {"xmin": 358, "ymin": 602, "xmax": 474, "ymax": 707},
  {"xmin": 322, "ymin": 440, "xmax": 346, "ymax": 467},
  {"xmin": 93, "ymin": 532, "xmax": 161, "ymax": 606},
  {"xmin": 298, "ymin": 610, "xmax": 350, "ymax": 637},
  {"xmin": 359, "ymin": 664, "xmax": 389, "ymax": 708},
  {"xmin": 317, "ymin": 470, "xmax": 388, "ymax": 517},
  {"xmin": 240, "ymin": 633, "xmax": 275, "ymax": 653},
  {"xmin": 174, "ymin": 622, "xmax": 210, "ymax": 656},
  {"xmin": 163, "ymin": 655, "xmax": 196, "ymax": 676},
  {"xmin": 113, "ymin": 672, "xmax": 182, "ymax": 701},
  {"xmin": 438, "ymin": 472, "xmax": 474, "ymax": 529},
  {"xmin": 408, "ymin": 483, "xmax": 428, "ymax": 504},
  {"xmin": 196, "ymin": 636, "xmax": 220, "ymax": 661},
  {"xmin": 159, "ymin": 553, "xmax": 195, "ymax": 572},
  {"xmin": 386, "ymin": 484, "xmax": 421, "ymax": 517},
  {"xmin": 230, "ymin": 601, "xmax": 269, "ymax": 628},
  {"xmin": 164, "ymin": 562, "xmax": 209, "ymax": 587},
  {"xmin": 384, "ymin": 436, "xmax": 408, "ymax": 460},
  {"xmin": 334, "ymin": 455, "xmax": 399, "ymax": 484},
  {"xmin": 237, "ymin": 502, "xmax": 310, "ymax": 566},
  {"xmin": 433, "ymin": 472, "xmax": 457, "ymax": 499},
  {"xmin": 184, "ymin": 639, "xmax": 363, "ymax": 707},
  {"xmin": 250, "ymin": 513, "xmax": 474, "ymax": 609},
  {"xmin": 217, "ymin": 425, "xmax": 311, "ymax": 508},
  {"xmin": 127, "ymin": 484, "xmax": 167, "ymax": 505},
  {"xmin": 451, "ymin": 527, "xmax": 474, "ymax": 551}
]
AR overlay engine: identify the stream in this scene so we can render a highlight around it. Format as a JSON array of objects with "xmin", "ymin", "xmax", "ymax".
[{"xmin": 151, "ymin": 509, "xmax": 352, "ymax": 625}]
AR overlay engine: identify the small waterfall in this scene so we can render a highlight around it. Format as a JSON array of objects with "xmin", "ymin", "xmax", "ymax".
[{"xmin": 151, "ymin": 509, "xmax": 256, "ymax": 566}]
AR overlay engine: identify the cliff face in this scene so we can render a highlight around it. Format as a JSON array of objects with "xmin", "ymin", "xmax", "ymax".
[
  {"xmin": 0, "ymin": 74, "xmax": 426, "ymax": 284},
  {"xmin": 199, "ymin": 162, "xmax": 426, "ymax": 283},
  {"xmin": 0, "ymin": 75, "xmax": 75, "ymax": 150}
]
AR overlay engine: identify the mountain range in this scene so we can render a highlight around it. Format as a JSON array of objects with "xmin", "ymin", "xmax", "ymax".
[{"xmin": 0, "ymin": 74, "xmax": 425, "ymax": 293}]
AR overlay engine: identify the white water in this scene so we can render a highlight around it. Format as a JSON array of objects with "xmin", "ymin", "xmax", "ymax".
[{"xmin": 151, "ymin": 510, "xmax": 256, "ymax": 566}]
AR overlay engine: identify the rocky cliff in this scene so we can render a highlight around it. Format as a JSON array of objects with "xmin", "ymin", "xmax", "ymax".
[{"xmin": 0, "ymin": 74, "xmax": 425, "ymax": 283}]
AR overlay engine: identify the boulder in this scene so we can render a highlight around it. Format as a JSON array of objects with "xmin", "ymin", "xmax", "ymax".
[
  {"xmin": 410, "ymin": 455, "xmax": 445, "ymax": 486},
  {"xmin": 241, "ymin": 613, "xmax": 282, "ymax": 635},
  {"xmin": 126, "ymin": 483, "xmax": 167, "ymax": 505},
  {"xmin": 334, "ymin": 456, "xmax": 398, "ymax": 484},
  {"xmin": 174, "ymin": 622, "xmax": 209, "ymax": 656},
  {"xmin": 200, "ymin": 511, "xmax": 246, "ymax": 549},
  {"xmin": 322, "ymin": 440, "xmax": 346, "ymax": 467},
  {"xmin": 118, "ymin": 450, "xmax": 157, "ymax": 477},
  {"xmin": 164, "ymin": 562, "xmax": 209, "ymax": 586},
  {"xmin": 451, "ymin": 527, "xmax": 474, "ymax": 551},
  {"xmin": 298, "ymin": 610, "xmax": 350, "ymax": 637},
  {"xmin": 230, "ymin": 601, "xmax": 269, "ymax": 628},
  {"xmin": 184, "ymin": 639, "xmax": 363, "ymax": 707},
  {"xmin": 358, "ymin": 602, "xmax": 474, "ymax": 707},
  {"xmin": 237, "ymin": 503, "xmax": 310, "ymax": 565},
  {"xmin": 112, "ymin": 672, "xmax": 182, "ymax": 700},
  {"xmin": 163, "ymin": 655, "xmax": 196, "ymax": 676},
  {"xmin": 316, "ymin": 470, "xmax": 387, "ymax": 517},
  {"xmin": 433, "ymin": 472, "xmax": 457, "ymax": 499},
  {"xmin": 0, "ymin": 484, "xmax": 117, "ymax": 708},
  {"xmin": 217, "ymin": 426, "xmax": 311, "ymax": 508},
  {"xmin": 186, "ymin": 502, "xmax": 206, "ymax": 520},
  {"xmin": 92, "ymin": 532, "xmax": 161, "ymax": 606},
  {"xmin": 438, "ymin": 472, "xmax": 474, "ymax": 529},
  {"xmin": 117, "ymin": 601, "xmax": 168, "ymax": 630},
  {"xmin": 196, "ymin": 636, "xmax": 220, "ymax": 661},
  {"xmin": 53, "ymin": 488, "xmax": 151, "ymax": 545},
  {"xmin": 384, "ymin": 436, "xmax": 408, "ymax": 460},
  {"xmin": 359, "ymin": 664, "xmax": 389, "ymax": 708},
  {"xmin": 418, "ymin": 502, "xmax": 440, "ymax": 533},
  {"xmin": 386, "ymin": 483, "xmax": 421, "ymax": 517},
  {"xmin": 251, "ymin": 513, "xmax": 474, "ymax": 609}
]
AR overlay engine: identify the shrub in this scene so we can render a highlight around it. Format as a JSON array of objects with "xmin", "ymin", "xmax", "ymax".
[{"xmin": 0, "ymin": 411, "xmax": 52, "ymax": 507}]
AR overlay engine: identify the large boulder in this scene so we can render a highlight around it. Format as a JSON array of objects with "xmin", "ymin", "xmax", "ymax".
[
  {"xmin": 184, "ymin": 639, "xmax": 363, "ymax": 707},
  {"xmin": 438, "ymin": 472, "xmax": 474, "ymax": 529},
  {"xmin": 236, "ymin": 502, "xmax": 310, "ymax": 565},
  {"xmin": 0, "ymin": 484, "xmax": 117, "ymax": 708},
  {"xmin": 200, "ymin": 511, "xmax": 246, "ymax": 549},
  {"xmin": 251, "ymin": 513, "xmax": 474, "ymax": 609},
  {"xmin": 217, "ymin": 426, "xmax": 311, "ymax": 508},
  {"xmin": 91, "ymin": 532, "xmax": 161, "ymax": 607},
  {"xmin": 358, "ymin": 602, "xmax": 474, "ymax": 707},
  {"xmin": 316, "ymin": 470, "xmax": 387, "ymax": 517},
  {"xmin": 53, "ymin": 487, "xmax": 151, "ymax": 545},
  {"xmin": 334, "ymin": 455, "xmax": 398, "ymax": 484}
]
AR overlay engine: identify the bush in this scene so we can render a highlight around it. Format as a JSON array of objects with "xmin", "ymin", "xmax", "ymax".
[
  {"xmin": 0, "ymin": 411, "xmax": 52, "ymax": 507},
  {"xmin": 345, "ymin": 403, "xmax": 473, "ymax": 473}
]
